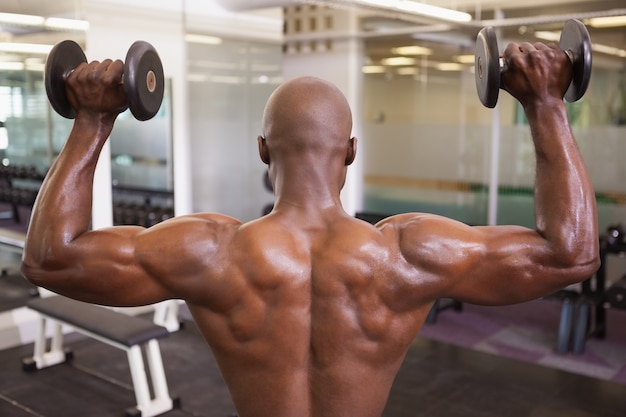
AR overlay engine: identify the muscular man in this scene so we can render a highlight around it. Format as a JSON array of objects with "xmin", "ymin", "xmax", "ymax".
[{"xmin": 22, "ymin": 40, "xmax": 599, "ymax": 417}]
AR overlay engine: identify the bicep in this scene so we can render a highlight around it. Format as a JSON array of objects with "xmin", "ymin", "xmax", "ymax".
[
  {"xmin": 25, "ymin": 215, "xmax": 228, "ymax": 307},
  {"xmin": 23, "ymin": 225, "xmax": 172, "ymax": 306},
  {"xmin": 397, "ymin": 215, "xmax": 576, "ymax": 306}
]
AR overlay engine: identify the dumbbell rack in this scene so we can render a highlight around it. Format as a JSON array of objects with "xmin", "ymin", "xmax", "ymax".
[
  {"xmin": 0, "ymin": 165, "xmax": 44, "ymax": 224},
  {"xmin": 571, "ymin": 237, "xmax": 625, "ymax": 353},
  {"xmin": 112, "ymin": 185, "xmax": 175, "ymax": 227}
]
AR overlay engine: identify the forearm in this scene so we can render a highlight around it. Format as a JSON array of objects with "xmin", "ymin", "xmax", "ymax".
[
  {"xmin": 23, "ymin": 114, "xmax": 113, "ymax": 271},
  {"xmin": 527, "ymin": 99, "xmax": 599, "ymax": 269}
]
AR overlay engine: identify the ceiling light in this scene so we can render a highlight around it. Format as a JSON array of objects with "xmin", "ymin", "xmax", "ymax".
[
  {"xmin": 25, "ymin": 62, "xmax": 45, "ymax": 71},
  {"xmin": 397, "ymin": 0, "xmax": 472, "ymax": 22},
  {"xmin": 0, "ymin": 62, "xmax": 25, "ymax": 71},
  {"xmin": 0, "ymin": 43, "xmax": 52, "ymax": 54},
  {"xmin": 0, "ymin": 12, "xmax": 45, "ymax": 26},
  {"xmin": 209, "ymin": 75, "xmax": 243, "ymax": 84},
  {"xmin": 355, "ymin": 0, "xmax": 471, "ymax": 23},
  {"xmin": 188, "ymin": 73, "xmax": 209, "ymax": 83},
  {"xmin": 436, "ymin": 62, "xmax": 464, "ymax": 71},
  {"xmin": 534, "ymin": 31, "xmax": 560, "ymax": 42},
  {"xmin": 0, "ymin": 13, "xmax": 88, "ymax": 31},
  {"xmin": 362, "ymin": 65, "xmax": 387, "ymax": 74},
  {"xmin": 185, "ymin": 34, "xmax": 223, "ymax": 45},
  {"xmin": 391, "ymin": 45, "xmax": 432, "ymax": 56},
  {"xmin": 381, "ymin": 56, "xmax": 416, "ymax": 66},
  {"xmin": 588, "ymin": 15, "xmax": 626, "ymax": 28},
  {"xmin": 535, "ymin": 31, "xmax": 626, "ymax": 58},
  {"xmin": 454, "ymin": 54, "xmax": 475, "ymax": 64},
  {"xmin": 45, "ymin": 17, "xmax": 90, "ymax": 31},
  {"xmin": 397, "ymin": 67, "xmax": 418, "ymax": 75},
  {"xmin": 592, "ymin": 43, "xmax": 626, "ymax": 58}
]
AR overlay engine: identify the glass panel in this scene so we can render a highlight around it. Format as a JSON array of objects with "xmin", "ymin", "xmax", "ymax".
[
  {"xmin": 362, "ymin": 38, "xmax": 626, "ymax": 231},
  {"xmin": 110, "ymin": 81, "xmax": 174, "ymax": 227},
  {"xmin": 0, "ymin": 68, "xmax": 60, "ymax": 311},
  {"xmin": 497, "ymin": 66, "xmax": 626, "ymax": 231},
  {"xmin": 362, "ymin": 62, "xmax": 490, "ymax": 225},
  {"xmin": 187, "ymin": 37, "xmax": 282, "ymax": 222},
  {"xmin": 0, "ymin": 0, "xmax": 86, "ymax": 313}
]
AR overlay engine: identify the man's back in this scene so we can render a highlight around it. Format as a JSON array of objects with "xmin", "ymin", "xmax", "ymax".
[
  {"xmin": 22, "ymin": 68, "xmax": 599, "ymax": 417},
  {"xmin": 186, "ymin": 210, "xmax": 431, "ymax": 417}
]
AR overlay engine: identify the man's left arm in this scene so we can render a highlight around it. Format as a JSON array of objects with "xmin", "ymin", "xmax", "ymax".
[{"xmin": 21, "ymin": 59, "xmax": 170, "ymax": 306}]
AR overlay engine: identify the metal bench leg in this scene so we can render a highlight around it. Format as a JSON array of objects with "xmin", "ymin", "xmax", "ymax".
[
  {"xmin": 556, "ymin": 298, "xmax": 575, "ymax": 354},
  {"xmin": 126, "ymin": 343, "xmax": 174, "ymax": 417},
  {"xmin": 24, "ymin": 316, "xmax": 69, "ymax": 371},
  {"xmin": 153, "ymin": 300, "xmax": 180, "ymax": 332},
  {"xmin": 127, "ymin": 345, "xmax": 153, "ymax": 413},
  {"xmin": 426, "ymin": 299, "xmax": 440, "ymax": 324},
  {"xmin": 32, "ymin": 315, "xmax": 47, "ymax": 362},
  {"xmin": 573, "ymin": 300, "xmax": 591, "ymax": 354},
  {"xmin": 146, "ymin": 340, "xmax": 174, "ymax": 407}
]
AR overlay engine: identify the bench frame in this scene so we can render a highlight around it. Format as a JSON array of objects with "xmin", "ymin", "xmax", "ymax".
[{"xmin": 23, "ymin": 299, "xmax": 177, "ymax": 417}]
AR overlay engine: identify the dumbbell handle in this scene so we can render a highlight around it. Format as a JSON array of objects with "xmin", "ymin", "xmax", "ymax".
[
  {"xmin": 497, "ymin": 49, "xmax": 575, "ymax": 73},
  {"xmin": 63, "ymin": 65, "xmax": 158, "ymax": 95}
]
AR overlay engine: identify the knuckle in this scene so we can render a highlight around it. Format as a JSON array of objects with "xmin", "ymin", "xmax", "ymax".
[{"xmin": 507, "ymin": 53, "xmax": 525, "ymax": 69}]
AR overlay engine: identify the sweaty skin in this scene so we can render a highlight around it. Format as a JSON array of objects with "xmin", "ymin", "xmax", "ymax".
[{"xmin": 22, "ymin": 42, "xmax": 599, "ymax": 417}]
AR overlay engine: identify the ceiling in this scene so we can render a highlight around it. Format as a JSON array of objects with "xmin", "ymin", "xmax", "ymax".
[
  {"xmin": 0, "ymin": 0, "xmax": 84, "ymax": 43},
  {"xmin": 0, "ymin": 0, "xmax": 85, "ymax": 75},
  {"xmin": 0, "ymin": 1, "xmax": 624, "ymax": 71},
  {"xmin": 352, "ymin": 0, "xmax": 626, "ymax": 73}
]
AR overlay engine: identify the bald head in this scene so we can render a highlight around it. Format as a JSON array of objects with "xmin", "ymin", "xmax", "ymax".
[
  {"xmin": 261, "ymin": 77, "xmax": 353, "ymax": 155},
  {"xmin": 258, "ymin": 77, "xmax": 357, "ymax": 200}
]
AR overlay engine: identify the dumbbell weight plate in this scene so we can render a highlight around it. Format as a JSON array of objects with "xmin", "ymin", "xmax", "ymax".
[
  {"xmin": 475, "ymin": 26, "xmax": 500, "ymax": 109},
  {"xmin": 560, "ymin": 19, "xmax": 592, "ymax": 103},
  {"xmin": 44, "ymin": 40, "xmax": 88, "ymax": 119},
  {"xmin": 123, "ymin": 41, "xmax": 165, "ymax": 121}
]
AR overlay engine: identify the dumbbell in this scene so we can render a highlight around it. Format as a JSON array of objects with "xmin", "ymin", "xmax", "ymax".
[
  {"xmin": 475, "ymin": 19, "xmax": 592, "ymax": 108},
  {"xmin": 605, "ymin": 223, "xmax": 625, "ymax": 248},
  {"xmin": 44, "ymin": 40, "xmax": 164, "ymax": 121}
]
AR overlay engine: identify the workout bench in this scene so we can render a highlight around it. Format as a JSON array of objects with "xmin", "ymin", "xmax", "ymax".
[{"xmin": 22, "ymin": 295, "xmax": 179, "ymax": 417}]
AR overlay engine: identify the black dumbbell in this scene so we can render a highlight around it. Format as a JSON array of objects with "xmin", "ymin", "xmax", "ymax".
[
  {"xmin": 475, "ymin": 19, "xmax": 592, "ymax": 108},
  {"xmin": 44, "ymin": 40, "xmax": 164, "ymax": 121},
  {"xmin": 606, "ymin": 223, "xmax": 625, "ymax": 248}
]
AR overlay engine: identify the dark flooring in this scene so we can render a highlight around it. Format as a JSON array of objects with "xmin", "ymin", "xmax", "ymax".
[
  {"xmin": 0, "ymin": 243, "xmax": 35, "ymax": 311},
  {"xmin": 0, "ymin": 272, "xmax": 36, "ymax": 311},
  {"xmin": 1, "ymin": 313, "xmax": 625, "ymax": 417}
]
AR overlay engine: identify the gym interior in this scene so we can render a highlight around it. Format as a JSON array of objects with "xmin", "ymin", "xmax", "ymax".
[{"xmin": 1, "ymin": 0, "xmax": 626, "ymax": 416}]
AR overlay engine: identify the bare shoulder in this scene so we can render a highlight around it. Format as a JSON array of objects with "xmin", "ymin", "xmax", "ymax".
[
  {"xmin": 375, "ymin": 212, "xmax": 470, "ymax": 237},
  {"xmin": 173, "ymin": 212, "xmax": 242, "ymax": 226},
  {"xmin": 375, "ymin": 212, "xmax": 479, "ymax": 265},
  {"xmin": 144, "ymin": 212, "xmax": 242, "ymax": 239},
  {"xmin": 133, "ymin": 212, "xmax": 245, "ymax": 302},
  {"xmin": 136, "ymin": 212, "xmax": 243, "ymax": 269}
]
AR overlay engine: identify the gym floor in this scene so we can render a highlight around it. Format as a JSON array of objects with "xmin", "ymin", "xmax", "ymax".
[{"xmin": 1, "ymin": 305, "xmax": 625, "ymax": 417}]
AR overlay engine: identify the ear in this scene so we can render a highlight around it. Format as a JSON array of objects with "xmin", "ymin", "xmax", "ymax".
[
  {"xmin": 258, "ymin": 136, "xmax": 270, "ymax": 164},
  {"xmin": 345, "ymin": 137, "xmax": 357, "ymax": 166}
]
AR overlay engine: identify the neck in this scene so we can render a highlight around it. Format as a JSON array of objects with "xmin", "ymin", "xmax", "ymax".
[{"xmin": 270, "ymin": 160, "xmax": 346, "ymax": 214}]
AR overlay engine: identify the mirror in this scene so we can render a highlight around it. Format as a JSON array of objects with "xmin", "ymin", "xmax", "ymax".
[{"xmin": 0, "ymin": 0, "xmax": 86, "ymax": 312}]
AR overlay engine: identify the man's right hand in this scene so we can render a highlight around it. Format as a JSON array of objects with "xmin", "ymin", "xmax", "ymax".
[
  {"xmin": 501, "ymin": 42, "xmax": 573, "ymax": 110},
  {"xmin": 66, "ymin": 59, "xmax": 128, "ymax": 123}
]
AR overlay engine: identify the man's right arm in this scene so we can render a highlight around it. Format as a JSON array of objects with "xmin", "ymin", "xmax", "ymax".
[
  {"xmin": 393, "ymin": 42, "xmax": 599, "ymax": 306},
  {"xmin": 501, "ymin": 41, "xmax": 600, "ymax": 289}
]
